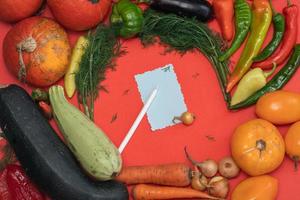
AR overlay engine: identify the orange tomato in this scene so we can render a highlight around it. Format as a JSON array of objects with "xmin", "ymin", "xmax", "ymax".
[
  {"xmin": 231, "ymin": 119, "xmax": 285, "ymax": 176},
  {"xmin": 285, "ymin": 121, "xmax": 300, "ymax": 170},
  {"xmin": 256, "ymin": 90, "xmax": 300, "ymax": 125},
  {"xmin": 231, "ymin": 175, "xmax": 278, "ymax": 200},
  {"xmin": 3, "ymin": 17, "xmax": 71, "ymax": 87}
]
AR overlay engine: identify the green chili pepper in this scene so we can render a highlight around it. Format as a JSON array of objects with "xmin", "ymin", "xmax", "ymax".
[
  {"xmin": 230, "ymin": 44, "xmax": 300, "ymax": 110},
  {"xmin": 219, "ymin": 0, "xmax": 251, "ymax": 62},
  {"xmin": 226, "ymin": 0, "xmax": 272, "ymax": 92},
  {"xmin": 231, "ymin": 63, "xmax": 276, "ymax": 106},
  {"xmin": 253, "ymin": 1, "xmax": 285, "ymax": 62},
  {"xmin": 111, "ymin": 0, "xmax": 144, "ymax": 38}
]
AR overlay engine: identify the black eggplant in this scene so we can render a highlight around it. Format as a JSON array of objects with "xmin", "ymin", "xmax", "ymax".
[
  {"xmin": 140, "ymin": 0, "xmax": 214, "ymax": 22},
  {"xmin": 0, "ymin": 84, "xmax": 129, "ymax": 200}
]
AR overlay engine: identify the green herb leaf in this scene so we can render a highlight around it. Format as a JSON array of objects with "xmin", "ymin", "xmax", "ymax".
[
  {"xmin": 110, "ymin": 113, "xmax": 118, "ymax": 123},
  {"xmin": 140, "ymin": 10, "xmax": 231, "ymax": 105},
  {"xmin": 75, "ymin": 25, "xmax": 124, "ymax": 120}
]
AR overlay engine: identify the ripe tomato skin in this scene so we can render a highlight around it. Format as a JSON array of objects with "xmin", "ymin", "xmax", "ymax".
[
  {"xmin": 231, "ymin": 119, "xmax": 285, "ymax": 176},
  {"xmin": 256, "ymin": 90, "xmax": 300, "ymax": 125},
  {"xmin": 231, "ymin": 175, "xmax": 278, "ymax": 200},
  {"xmin": 0, "ymin": 0, "xmax": 43, "ymax": 23},
  {"xmin": 285, "ymin": 121, "xmax": 300, "ymax": 168}
]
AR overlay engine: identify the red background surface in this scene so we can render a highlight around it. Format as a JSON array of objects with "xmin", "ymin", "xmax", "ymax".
[{"xmin": 0, "ymin": 1, "xmax": 300, "ymax": 199}]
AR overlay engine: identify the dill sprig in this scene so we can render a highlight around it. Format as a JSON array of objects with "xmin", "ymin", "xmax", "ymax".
[
  {"xmin": 140, "ymin": 9, "xmax": 231, "ymax": 105},
  {"xmin": 75, "ymin": 25, "xmax": 123, "ymax": 120}
]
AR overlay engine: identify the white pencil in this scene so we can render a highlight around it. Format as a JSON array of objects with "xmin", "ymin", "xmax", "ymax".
[{"xmin": 118, "ymin": 87, "xmax": 158, "ymax": 153}]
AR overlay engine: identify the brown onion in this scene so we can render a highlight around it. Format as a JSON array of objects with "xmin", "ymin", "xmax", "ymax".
[
  {"xmin": 191, "ymin": 166, "xmax": 208, "ymax": 191},
  {"xmin": 218, "ymin": 156, "xmax": 240, "ymax": 179},
  {"xmin": 208, "ymin": 176, "xmax": 229, "ymax": 199},
  {"xmin": 173, "ymin": 112, "xmax": 195, "ymax": 126},
  {"xmin": 184, "ymin": 147, "xmax": 218, "ymax": 178}
]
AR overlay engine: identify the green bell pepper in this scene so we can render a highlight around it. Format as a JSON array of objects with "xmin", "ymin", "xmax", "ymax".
[{"xmin": 111, "ymin": 0, "xmax": 144, "ymax": 38}]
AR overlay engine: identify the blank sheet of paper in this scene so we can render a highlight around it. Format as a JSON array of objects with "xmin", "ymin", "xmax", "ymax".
[{"xmin": 135, "ymin": 64, "xmax": 187, "ymax": 131}]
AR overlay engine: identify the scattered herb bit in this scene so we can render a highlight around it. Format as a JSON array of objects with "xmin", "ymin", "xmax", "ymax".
[
  {"xmin": 123, "ymin": 89, "xmax": 130, "ymax": 96},
  {"xmin": 111, "ymin": 113, "xmax": 118, "ymax": 123},
  {"xmin": 75, "ymin": 25, "xmax": 124, "ymax": 120},
  {"xmin": 140, "ymin": 9, "xmax": 231, "ymax": 105},
  {"xmin": 205, "ymin": 135, "xmax": 216, "ymax": 141},
  {"xmin": 162, "ymin": 66, "xmax": 171, "ymax": 72},
  {"xmin": 192, "ymin": 73, "xmax": 200, "ymax": 79}
]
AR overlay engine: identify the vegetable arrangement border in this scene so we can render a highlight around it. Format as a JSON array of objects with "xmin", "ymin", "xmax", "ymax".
[{"xmin": 77, "ymin": 8, "xmax": 300, "ymax": 119}]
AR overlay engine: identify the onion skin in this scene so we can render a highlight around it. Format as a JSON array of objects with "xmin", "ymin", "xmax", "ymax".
[
  {"xmin": 218, "ymin": 157, "xmax": 240, "ymax": 179},
  {"xmin": 199, "ymin": 160, "xmax": 218, "ymax": 178},
  {"xmin": 208, "ymin": 176, "xmax": 229, "ymax": 199}
]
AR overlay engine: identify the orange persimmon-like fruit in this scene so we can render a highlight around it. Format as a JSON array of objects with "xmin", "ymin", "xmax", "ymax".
[
  {"xmin": 3, "ymin": 17, "xmax": 71, "ymax": 87},
  {"xmin": 285, "ymin": 121, "xmax": 300, "ymax": 170},
  {"xmin": 231, "ymin": 119, "xmax": 285, "ymax": 176},
  {"xmin": 256, "ymin": 91, "xmax": 300, "ymax": 125},
  {"xmin": 231, "ymin": 175, "xmax": 278, "ymax": 200}
]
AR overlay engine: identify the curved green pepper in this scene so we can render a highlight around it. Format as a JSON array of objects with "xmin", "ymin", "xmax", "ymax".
[
  {"xmin": 226, "ymin": 0, "xmax": 272, "ymax": 92},
  {"xmin": 111, "ymin": 0, "xmax": 144, "ymax": 38}
]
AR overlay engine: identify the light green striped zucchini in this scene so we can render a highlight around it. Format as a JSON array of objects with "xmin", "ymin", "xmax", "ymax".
[{"xmin": 49, "ymin": 85, "xmax": 122, "ymax": 181}]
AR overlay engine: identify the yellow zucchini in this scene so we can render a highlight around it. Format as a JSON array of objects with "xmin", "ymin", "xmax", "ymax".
[
  {"xmin": 49, "ymin": 85, "xmax": 122, "ymax": 181},
  {"xmin": 64, "ymin": 36, "xmax": 89, "ymax": 98}
]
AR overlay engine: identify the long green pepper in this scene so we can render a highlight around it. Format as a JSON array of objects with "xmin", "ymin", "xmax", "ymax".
[
  {"xmin": 219, "ymin": 0, "xmax": 251, "ymax": 62},
  {"xmin": 230, "ymin": 44, "xmax": 300, "ymax": 110},
  {"xmin": 253, "ymin": 1, "xmax": 285, "ymax": 62}
]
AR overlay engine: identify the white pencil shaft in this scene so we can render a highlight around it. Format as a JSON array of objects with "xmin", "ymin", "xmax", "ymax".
[{"xmin": 118, "ymin": 88, "xmax": 158, "ymax": 153}]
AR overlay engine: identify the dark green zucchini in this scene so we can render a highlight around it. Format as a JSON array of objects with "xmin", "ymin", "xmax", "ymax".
[{"xmin": 0, "ymin": 84, "xmax": 128, "ymax": 200}]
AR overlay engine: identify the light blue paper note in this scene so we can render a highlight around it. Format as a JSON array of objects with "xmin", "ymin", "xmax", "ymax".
[{"xmin": 135, "ymin": 64, "xmax": 187, "ymax": 131}]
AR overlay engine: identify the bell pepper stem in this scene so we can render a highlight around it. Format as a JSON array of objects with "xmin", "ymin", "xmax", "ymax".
[
  {"xmin": 287, "ymin": 0, "xmax": 292, "ymax": 6},
  {"xmin": 263, "ymin": 62, "xmax": 277, "ymax": 78}
]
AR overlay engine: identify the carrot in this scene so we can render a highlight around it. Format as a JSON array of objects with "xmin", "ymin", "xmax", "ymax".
[
  {"xmin": 115, "ymin": 163, "xmax": 191, "ymax": 187},
  {"xmin": 132, "ymin": 184, "xmax": 221, "ymax": 200}
]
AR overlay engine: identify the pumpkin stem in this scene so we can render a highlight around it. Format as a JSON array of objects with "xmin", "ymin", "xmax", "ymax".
[
  {"xmin": 16, "ymin": 37, "xmax": 37, "ymax": 82},
  {"xmin": 256, "ymin": 139, "xmax": 266, "ymax": 158}
]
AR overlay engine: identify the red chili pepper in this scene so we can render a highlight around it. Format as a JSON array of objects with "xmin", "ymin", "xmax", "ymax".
[
  {"xmin": 213, "ymin": 0, "xmax": 234, "ymax": 41},
  {"xmin": 0, "ymin": 168, "xmax": 10, "ymax": 200},
  {"xmin": 38, "ymin": 101, "xmax": 53, "ymax": 120},
  {"xmin": 6, "ymin": 164, "xmax": 44, "ymax": 200},
  {"xmin": 253, "ymin": 0, "xmax": 298, "ymax": 69}
]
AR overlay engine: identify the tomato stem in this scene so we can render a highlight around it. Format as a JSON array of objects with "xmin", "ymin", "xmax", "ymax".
[{"xmin": 256, "ymin": 139, "xmax": 266, "ymax": 158}]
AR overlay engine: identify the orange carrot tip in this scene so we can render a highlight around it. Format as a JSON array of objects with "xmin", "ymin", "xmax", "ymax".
[{"xmin": 132, "ymin": 184, "xmax": 222, "ymax": 200}]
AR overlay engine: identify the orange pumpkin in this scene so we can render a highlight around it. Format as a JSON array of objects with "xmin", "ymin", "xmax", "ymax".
[
  {"xmin": 256, "ymin": 90, "xmax": 300, "ymax": 125},
  {"xmin": 231, "ymin": 175, "xmax": 278, "ymax": 200},
  {"xmin": 231, "ymin": 119, "xmax": 285, "ymax": 176},
  {"xmin": 285, "ymin": 121, "xmax": 300, "ymax": 170},
  {"xmin": 3, "ymin": 17, "xmax": 71, "ymax": 87}
]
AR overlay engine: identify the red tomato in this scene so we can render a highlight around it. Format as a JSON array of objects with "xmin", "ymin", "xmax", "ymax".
[
  {"xmin": 48, "ymin": 0, "xmax": 111, "ymax": 31},
  {"xmin": 0, "ymin": 0, "xmax": 43, "ymax": 23}
]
